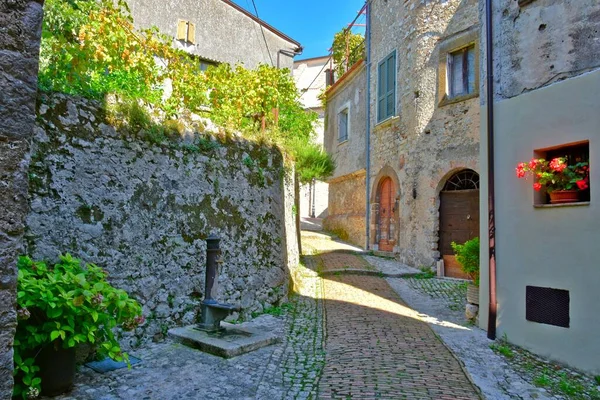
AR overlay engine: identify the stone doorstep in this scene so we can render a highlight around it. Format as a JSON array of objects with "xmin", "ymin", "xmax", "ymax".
[{"xmin": 168, "ymin": 323, "xmax": 282, "ymax": 359}]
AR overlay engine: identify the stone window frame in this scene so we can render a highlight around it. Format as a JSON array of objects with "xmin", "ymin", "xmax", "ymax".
[
  {"xmin": 337, "ymin": 101, "xmax": 351, "ymax": 144},
  {"xmin": 376, "ymin": 50, "xmax": 397, "ymax": 123},
  {"xmin": 438, "ymin": 28, "xmax": 480, "ymax": 107}
]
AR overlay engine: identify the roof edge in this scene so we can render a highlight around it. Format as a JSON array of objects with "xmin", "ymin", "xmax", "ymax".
[
  {"xmin": 221, "ymin": 0, "xmax": 302, "ymax": 49},
  {"xmin": 325, "ymin": 59, "xmax": 365, "ymax": 98}
]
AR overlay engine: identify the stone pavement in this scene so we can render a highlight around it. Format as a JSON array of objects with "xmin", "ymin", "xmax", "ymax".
[{"xmin": 304, "ymin": 240, "xmax": 481, "ymax": 400}]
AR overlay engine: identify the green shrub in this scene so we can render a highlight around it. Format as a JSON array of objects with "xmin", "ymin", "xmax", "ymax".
[
  {"xmin": 451, "ymin": 237, "xmax": 480, "ymax": 286},
  {"xmin": 13, "ymin": 255, "xmax": 143, "ymax": 398}
]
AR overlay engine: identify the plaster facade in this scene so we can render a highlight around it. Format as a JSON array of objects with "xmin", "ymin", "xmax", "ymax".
[
  {"xmin": 478, "ymin": 0, "xmax": 600, "ymax": 374},
  {"xmin": 0, "ymin": 0, "xmax": 43, "ymax": 396},
  {"xmin": 323, "ymin": 62, "xmax": 367, "ymax": 247},
  {"xmin": 367, "ymin": 0, "xmax": 480, "ymax": 265},
  {"xmin": 127, "ymin": 0, "xmax": 301, "ymax": 70}
]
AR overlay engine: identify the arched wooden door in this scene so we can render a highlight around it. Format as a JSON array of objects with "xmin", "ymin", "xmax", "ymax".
[
  {"xmin": 439, "ymin": 170, "xmax": 480, "ymax": 278},
  {"xmin": 377, "ymin": 177, "xmax": 394, "ymax": 252}
]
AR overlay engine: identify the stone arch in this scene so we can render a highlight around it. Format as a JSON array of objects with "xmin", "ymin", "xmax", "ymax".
[
  {"xmin": 0, "ymin": 1, "xmax": 44, "ymax": 396},
  {"xmin": 369, "ymin": 165, "xmax": 401, "ymax": 251},
  {"xmin": 436, "ymin": 168, "xmax": 480, "ymax": 279}
]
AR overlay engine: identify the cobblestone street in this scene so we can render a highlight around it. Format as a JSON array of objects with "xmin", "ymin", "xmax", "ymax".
[
  {"xmin": 303, "ymin": 235, "xmax": 480, "ymax": 400},
  {"xmin": 47, "ymin": 231, "xmax": 530, "ymax": 400}
]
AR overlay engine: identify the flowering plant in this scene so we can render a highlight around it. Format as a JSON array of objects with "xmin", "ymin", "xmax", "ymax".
[{"xmin": 515, "ymin": 157, "xmax": 589, "ymax": 192}]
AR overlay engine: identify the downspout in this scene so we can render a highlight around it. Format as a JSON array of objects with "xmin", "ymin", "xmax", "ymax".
[
  {"xmin": 485, "ymin": 0, "xmax": 497, "ymax": 340},
  {"xmin": 365, "ymin": 1, "xmax": 372, "ymax": 250}
]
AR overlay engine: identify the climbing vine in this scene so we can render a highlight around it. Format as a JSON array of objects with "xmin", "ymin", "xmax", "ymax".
[
  {"xmin": 331, "ymin": 28, "xmax": 365, "ymax": 78},
  {"xmin": 38, "ymin": 0, "xmax": 334, "ymax": 180}
]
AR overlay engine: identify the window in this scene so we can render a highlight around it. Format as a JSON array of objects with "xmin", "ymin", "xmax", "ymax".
[
  {"xmin": 338, "ymin": 108, "xmax": 349, "ymax": 142},
  {"xmin": 177, "ymin": 19, "xmax": 196, "ymax": 44},
  {"xmin": 533, "ymin": 141, "xmax": 590, "ymax": 206},
  {"xmin": 437, "ymin": 28, "xmax": 479, "ymax": 106},
  {"xmin": 447, "ymin": 45, "xmax": 476, "ymax": 98},
  {"xmin": 325, "ymin": 69, "xmax": 335, "ymax": 87},
  {"xmin": 200, "ymin": 61, "xmax": 216, "ymax": 72},
  {"xmin": 377, "ymin": 51, "xmax": 396, "ymax": 122}
]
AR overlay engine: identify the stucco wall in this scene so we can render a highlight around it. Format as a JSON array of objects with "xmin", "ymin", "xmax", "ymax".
[
  {"xmin": 488, "ymin": 0, "xmax": 600, "ymax": 101},
  {"xmin": 27, "ymin": 93, "xmax": 298, "ymax": 345},
  {"xmin": 368, "ymin": 0, "xmax": 480, "ymax": 266},
  {"xmin": 478, "ymin": 0, "xmax": 600, "ymax": 373},
  {"xmin": 294, "ymin": 57, "xmax": 331, "ymax": 110},
  {"xmin": 482, "ymin": 68, "xmax": 600, "ymax": 374},
  {"xmin": 323, "ymin": 64, "xmax": 367, "ymax": 246},
  {"xmin": 127, "ymin": 0, "xmax": 299, "ymax": 70},
  {"xmin": 0, "ymin": 0, "xmax": 43, "ymax": 396}
]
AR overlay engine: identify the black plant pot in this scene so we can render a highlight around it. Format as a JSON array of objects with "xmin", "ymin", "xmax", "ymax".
[{"xmin": 38, "ymin": 343, "xmax": 76, "ymax": 396}]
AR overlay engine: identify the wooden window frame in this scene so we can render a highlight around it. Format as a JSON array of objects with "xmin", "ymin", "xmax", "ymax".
[
  {"xmin": 438, "ymin": 28, "xmax": 479, "ymax": 107},
  {"xmin": 447, "ymin": 45, "xmax": 475, "ymax": 98}
]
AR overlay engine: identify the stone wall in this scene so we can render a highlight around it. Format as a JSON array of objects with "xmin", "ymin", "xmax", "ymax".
[
  {"xmin": 127, "ymin": 0, "xmax": 300, "ymax": 70},
  {"xmin": 0, "ymin": 0, "xmax": 43, "ymax": 397},
  {"xmin": 323, "ymin": 62, "xmax": 367, "ymax": 246},
  {"xmin": 368, "ymin": 0, "xmax": 480, "ymax": 266},
  {"xmin": 26, "ymin": 93, "xmax": 298, "ymax": 344},
  {"xmin": 323, "ymin": 172, "xmax": 367, "ymax": 247},
  {"xmin": 487, "ymin": 0, "xmax": 600, "ymax": 101}
]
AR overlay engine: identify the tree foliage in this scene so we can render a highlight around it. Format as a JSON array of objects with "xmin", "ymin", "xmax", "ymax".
[
  {"xmin": 331, "ymin": 28, "xmax": 365, "ymax": 78},
  {"xmin": 38, "ymin": 0, "xmax": 334, "ymax": 181}
]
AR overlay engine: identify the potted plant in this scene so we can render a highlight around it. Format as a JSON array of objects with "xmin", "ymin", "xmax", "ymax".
[
  {"xmin": 13, "ymin": 254, "xmax": 144, "ymax": 399},
  {"xmin": 451, "ymin": 237, "xmax": 480, "ymax": 305},
  {"xmin": 515, "ymin": 157, "xmax": 589, "ymax": 204}
]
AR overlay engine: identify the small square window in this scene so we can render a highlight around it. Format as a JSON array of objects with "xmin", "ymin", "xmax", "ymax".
[
  {"xmin": 532, "ymin": 141, "xmax": 590, "ymax": 206},
  {"xmin": 447, "ymin": 45, "xmax": 476, "ymax": 98},
  {"xmin": 338, "ymin": 108, "xmax": 349, "ymax": 142}
]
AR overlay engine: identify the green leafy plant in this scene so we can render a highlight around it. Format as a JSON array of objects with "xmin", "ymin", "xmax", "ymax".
[
  {"xmin": 451, "ymin": 237, "xmax": 480, "ymax": 286},
  {"xmin": 331, "ymin": 28, "xmax": 365, "ymax": 77},
  {"xmin": 13, "ymin": 255, "xmax": 143, "ymax": 398}
]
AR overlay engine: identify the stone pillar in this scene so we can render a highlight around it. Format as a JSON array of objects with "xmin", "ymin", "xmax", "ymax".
[{"xmin": 0, "ymin": 0, "xmax": 44, "ymax": 397}]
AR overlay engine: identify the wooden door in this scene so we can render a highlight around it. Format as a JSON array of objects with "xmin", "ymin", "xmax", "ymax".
[
  {"xmin": 439, "ymin": 190, "xmax": 479, "ymax": 278},
  {"xmin": 378, "ymin": 178, "xmax": 394, "ymax": 252}
]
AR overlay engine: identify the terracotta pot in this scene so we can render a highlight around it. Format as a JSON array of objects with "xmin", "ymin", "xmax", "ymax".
[
  {"xmin": 549, "ymin": 190, "xmax": 579, "ymax": 204},
  {"xmin": 466, "ymin": 282, "xmax": 479, "ymax": 305},
  {"xmin": 38, "ymin": 343, "xmax": 76, "ymax": 396}
]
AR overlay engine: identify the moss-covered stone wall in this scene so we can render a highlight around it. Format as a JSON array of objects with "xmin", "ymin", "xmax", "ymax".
[{"xmin": 26, "ymin": 93, "xmax": 298, "ymax": 345}]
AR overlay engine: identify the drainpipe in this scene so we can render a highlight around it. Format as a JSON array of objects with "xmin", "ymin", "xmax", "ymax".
[
  {"xmin": 277, "ymin": 47, "xmax": 303, "ymax": 69},
  {"xmin": 485, "ymin": 0, "xmax": 497, "ymax": 340},
  {"xmin": 365, "ymin": 1, "xmax": 372, "ymax": 250}
]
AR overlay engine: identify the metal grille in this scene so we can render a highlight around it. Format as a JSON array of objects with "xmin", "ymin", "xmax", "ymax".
[
  {"xmin": 443, "ymin": 169, "xmax": 480, "ymax": 191},
  {"xmin": 526, "ymin": 286, "xmax": 570, "ymax": 328}
]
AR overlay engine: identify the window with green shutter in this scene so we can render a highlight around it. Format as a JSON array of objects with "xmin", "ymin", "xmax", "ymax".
[{"xmin": 377, "ymin": 51, "xmax": 396, "ymax": 122}]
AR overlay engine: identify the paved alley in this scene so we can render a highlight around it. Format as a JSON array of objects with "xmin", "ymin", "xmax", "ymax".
[{"xmin": 302, "ymin": 233, "xmax": 480, "ymax": 399}]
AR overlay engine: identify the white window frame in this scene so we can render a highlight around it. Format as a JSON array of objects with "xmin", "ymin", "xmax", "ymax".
[{"xmin": 337, "ymin": 101, "xmax": 351, "ymax": 143}]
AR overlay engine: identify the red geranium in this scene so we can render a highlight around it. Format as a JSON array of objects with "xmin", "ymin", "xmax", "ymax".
[{"xmin": 515, "ymin": 156, "xmax": 589, "ymax": 193}]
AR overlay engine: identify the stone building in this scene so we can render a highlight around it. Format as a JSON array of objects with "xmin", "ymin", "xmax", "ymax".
[
  {"xmin": 478, "ymin": 0, "xmax": 600, "ymax": 374},
  {"xmin": 323, "ymin": 61, "xmax": 368, "ymax": 246},
  {"xmin": 293, "ymin": 55, "xmax": 333, "ymax": 219},
  {"xmin": 127, "ymin": 0, "xmax": 302, "ymax": 70},
  {"xmin": 324, "ymin": 0, "xmax": 480, "ymax": 270}
]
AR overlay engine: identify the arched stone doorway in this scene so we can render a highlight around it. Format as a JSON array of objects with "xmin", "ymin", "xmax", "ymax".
[
  {"xmin": 370, "ymin": 166, "xmax": 400, "ymax": 252},
  {"xmin": 438, "ymin": 169, "xmax": 480, "ymax": 279},
  {"xmin": 376, "ymin": 177, "xmax": 395, "ymax": 251}
]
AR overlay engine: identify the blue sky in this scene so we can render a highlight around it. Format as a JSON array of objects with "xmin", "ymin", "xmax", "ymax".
[{"xmin": 232, "ymin": 0, "xmax": 366, "ymax": 59}]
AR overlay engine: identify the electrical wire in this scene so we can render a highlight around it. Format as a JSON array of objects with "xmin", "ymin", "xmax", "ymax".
[{"xmin": 251, "ymin": 0, "xmax": 275, "ymax": 66}]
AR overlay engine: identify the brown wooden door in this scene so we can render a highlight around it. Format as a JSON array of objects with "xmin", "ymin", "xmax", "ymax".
[
  {"xmin": 439, "ymin": 190, "xmax": 479, "ymax": 278},
  {"xmin": 378, "ymin": 178, "xmax": 394, "ymax": 252}
]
